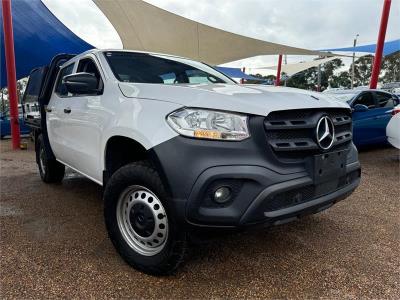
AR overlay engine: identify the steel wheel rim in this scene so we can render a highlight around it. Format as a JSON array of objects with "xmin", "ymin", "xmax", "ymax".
[{"xmin": 116, "ymin": 185, "xmax": 168, "ymax": 256}]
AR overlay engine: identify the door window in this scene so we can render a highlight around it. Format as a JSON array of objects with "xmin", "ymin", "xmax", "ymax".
[
  {"xmin": 185, "ymin": 69, "xmax": 221, "ymax": 84},
  {"xmin": 55, "ymin": 63, "xmax": 75, "ymax": 96},
  {"xmin": 375, "ymin": 92, "xmax": 396, "ymax": 108},
  {"xmin": 23, "ymin": 67, "xmax": 47, "ymax": 103},
  {"xmin": 353, "ymin": 92, "xmax": 375, "ymax": 109},
  {"xmin": 77, "ymin": 58, "xmax": 103, "ymax": 94}
]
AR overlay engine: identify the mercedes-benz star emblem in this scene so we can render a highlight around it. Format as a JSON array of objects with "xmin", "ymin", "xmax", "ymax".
[{"xmin": 316, "ymin": 116, "xmax": 335, "ymax": 150}]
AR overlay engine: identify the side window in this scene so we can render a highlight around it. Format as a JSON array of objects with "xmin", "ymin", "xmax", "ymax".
[
  {"xmin": 353, "ymin": 92, "xmax": 376, "ymax": 109},
  {"xmin": 186, "ymin": 69, "xmax": 222, "ymax": 84},
  {"xmin": 23, "ymin": 67, "xmax": 47, "ymax": 103},
  {"xmin": 159, "ymin": 70, "xmax": 226, "ymax": 84},
  {"xmin": 77, "ymin": 58, "xmax": 103, "ymax": 93},
  {"xmin": 55, "ymin": 63, "xmax": 74, "ymax": 96},
  {"xmin": 186, "ymin": 70, "xmax": 209, "ymax": 84},
  {"xmin": 375, "ymin": 92, "xmax": 396, "ymax": 108},
  {"xmin": 160, "ymin": 72, "xmax": 176, "ymax": 84}
]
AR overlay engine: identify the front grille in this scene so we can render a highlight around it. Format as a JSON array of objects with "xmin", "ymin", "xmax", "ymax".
[
  {"xmin": 264, "ymin": 108, "xmax": 352, "ymax": 161},
  {"xmin": 263, "ymin": 169, "xmax": 360, "ymax": 212}
]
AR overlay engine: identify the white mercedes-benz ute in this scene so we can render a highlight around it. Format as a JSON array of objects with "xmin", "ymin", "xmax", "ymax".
[{"xmin": 23, "ymin": 49, "xmax": 361, "ymax": 275}]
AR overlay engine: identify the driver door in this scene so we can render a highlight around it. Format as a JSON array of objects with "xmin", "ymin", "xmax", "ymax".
[
  {"xmin": 58, "ymin": 57, "xmax": 105, "ymax": 181},
  {"xmin": 47, "ymin": 57, "xmax": 104, "ymax": 182},
  {"xmin": 47, "ymin": 62, "xmax": 76, "ymax": 162}
]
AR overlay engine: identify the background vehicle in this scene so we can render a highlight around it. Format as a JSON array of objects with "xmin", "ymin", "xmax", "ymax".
[
  {"xmin": 0, "ymin": 105, "xmax": 31, "ymax": 139},
  {"xmin": 386, "ymin": 105, "xmax": 400, "ymax": 149},
  {"xmin": 23, "ymin": 102, "xmax": 41, "ymax": 120},
  {"xmin": 324, "ymin": 89, "xmax": 399, "ymax": 147},
  {"xmin": 392, "ymin": 87, "xmax": 400, "ymax": 98},
  {"xmin": 23, "ymin": 50, "xmax": 361, "ymax": 275}
]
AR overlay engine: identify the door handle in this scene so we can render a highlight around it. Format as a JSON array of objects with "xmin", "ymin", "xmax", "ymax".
[
  {"xmin": 64, "ymin": 107, "xmax": 71, "ymax": 114},
  {"xmin": 45, "ymin": 106, "xmax": 52, "ymax": 113}
]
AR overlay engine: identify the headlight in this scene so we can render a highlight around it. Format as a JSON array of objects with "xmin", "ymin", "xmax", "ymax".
[{"xmin": 167, "ymin": 108, "xmax": 250, "ymax": 141}]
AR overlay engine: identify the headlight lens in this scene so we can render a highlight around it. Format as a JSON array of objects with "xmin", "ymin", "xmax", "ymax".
[{"xmin": 167, "ymin": 108, "xmax": 250, "ymax": 141}]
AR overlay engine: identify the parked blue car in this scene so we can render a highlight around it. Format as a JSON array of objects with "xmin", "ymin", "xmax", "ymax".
[
  {"xmin": 324, "ymin": 89, "xmax": 399, "ymax": 147},
  {"xmin": 0, "ymin": 113, "xmax": 31, "ymax": 139}
]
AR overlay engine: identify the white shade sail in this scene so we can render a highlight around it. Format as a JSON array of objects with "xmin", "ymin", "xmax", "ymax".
[
  {"xmin": 94, "ymin": 0, "xmax": 332, "ymax": 65},
  {"xmin": 255, "ymin": 57, "xmax": 340, "ymax": 76}
]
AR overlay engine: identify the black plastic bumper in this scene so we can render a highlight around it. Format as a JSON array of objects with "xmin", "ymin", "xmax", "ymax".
[{"xmin": 149, "ymin": 116, "xmax": 361, "ymax": 229}]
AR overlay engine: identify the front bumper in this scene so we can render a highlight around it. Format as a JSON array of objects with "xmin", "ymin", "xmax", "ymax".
[
  {"xmin": 183, "ymin": 161, "xmax": 359, "ymax": 228},
  {"xmin": 150, "ymin": 116, "xmax": 361, "ymax": 229}
]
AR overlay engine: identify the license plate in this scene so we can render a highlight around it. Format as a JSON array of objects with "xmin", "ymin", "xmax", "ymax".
[{"xmin": 313, "ymin": 150, "xmax": 347, "ymax": 184}]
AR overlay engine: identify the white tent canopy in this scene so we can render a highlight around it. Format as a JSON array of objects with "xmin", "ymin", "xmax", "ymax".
[
  {"xmin": 94, "ymin": 0, "xmax": 332, "ymax": 65},
  {"xmin": 254, "ymin": 57, "xmax": 340, "ymax": 76}
]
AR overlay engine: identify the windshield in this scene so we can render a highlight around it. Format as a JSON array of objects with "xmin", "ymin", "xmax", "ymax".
[{"xmin": 104, "ymin": 51, "xmax": 235, "ymax": 85}]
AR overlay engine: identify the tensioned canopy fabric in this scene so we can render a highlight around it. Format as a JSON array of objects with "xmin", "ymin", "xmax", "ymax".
[
  {"xmin": 0, "ymin": 0, "xmax": 93, "ymax": 88},
  {"xmin": 94, "ymin": 0, "xmax": 331, "ymax": 65},
  {"xmin": 254, "ymin": 56, "xmax": 340, "ymax": 77},
  {"xmin": 321, "ymin": 39, "xmax": 400, "ymax": 56}
]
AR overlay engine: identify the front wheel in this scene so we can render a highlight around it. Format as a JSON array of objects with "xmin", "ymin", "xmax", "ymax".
[{"xmin": 104, "ymin": 161, "xmax": 187, "ymax": 275}]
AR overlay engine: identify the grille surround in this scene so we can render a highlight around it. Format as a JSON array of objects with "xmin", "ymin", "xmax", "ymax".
[{"xmin": 264, "ymin": 108, "xmax": 352, "ymax": 161}]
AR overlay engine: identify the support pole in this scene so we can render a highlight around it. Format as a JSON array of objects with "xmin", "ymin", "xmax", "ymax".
[
  {"xmin": 284, "ymin": 55, "xmax": 288, "ymax": 86},
  {"xmin": 351, "ymin": 34, "xmax": 359, "ymax": 89},
  {"xmin": 240, "ymin": 67, "xmax": 246, "ymax": 84},
  {"xmin": 2, "ymin": 0, "xmax": 20, "ymax": 149},
  {"xmin": 317, "ymin": 64, "xmax": 321, "ymax": 92},
  {"xmin": 370, "ymin": 0, "xmax": 391, "ymax": 89},
  {"xmin": 275, "ymin": 54, "xmax": 282, "ymax": 86}
]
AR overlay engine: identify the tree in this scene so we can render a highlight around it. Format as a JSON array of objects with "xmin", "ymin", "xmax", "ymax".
[
  {"xmin": 286, "ymin": 67, "xmax": 316, "ymax": 90},
  {"xmin": 17, "ymin": 77, "xmax": 28, "ymax": 100},
  {"xmin": 330, "ymin": 71, "xmax": 351, "ymax": 89},
  {"xmin": 246, "ymin": 52, "xmax": 399, "ymax": 90},
  {"xmin": 323, "ymin": 58, "xmax": 345, "ymax": 87},
  {"xmin": 285, "ymin": 58, "xmax": 345, "ymax": 90},
  {"xmin": 380, "ymin": 52, "xmax": 400, "ymax": 83},
  {"xmin": 0, "ymin": 77, "xmax": 28, "ymax": 115},
  {"xmin": 1, "ymin": 88, "xmax": 9, "ymax": 115},
  {"xmin": 246, "ymin": 73, "xmax": 275, "ymax": 84},
  {"xmin": 349, "ymin": 55, "xmax": 374, "ymax": 86}
]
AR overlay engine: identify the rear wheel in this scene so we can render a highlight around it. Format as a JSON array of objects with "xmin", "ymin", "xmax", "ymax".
[
  {"xmin": 36, "ymin": 134, "xmax": 65, "ymax": 183},
  {"xmin": 104, "ymin": 161, "xmax": 187, "ymax": 275}
]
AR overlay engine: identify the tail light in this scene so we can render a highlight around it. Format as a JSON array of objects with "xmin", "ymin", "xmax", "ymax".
[{"xmin": 392, "ymin": 108, "xmax": 400, "ymax": 116}]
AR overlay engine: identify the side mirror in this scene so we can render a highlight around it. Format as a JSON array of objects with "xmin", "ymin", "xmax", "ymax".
[
  {"xmin": 63, "ymin": 72, "xmax": 98, "ymax": 95},
  {"xmin": 353, "ymin": 104, "xmax": 368, "ymax": 112}
]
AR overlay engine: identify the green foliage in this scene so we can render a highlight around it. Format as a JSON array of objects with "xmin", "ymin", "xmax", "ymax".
[
  {"xmin": 245, "ymin": 73, "xmax": 276, "ymax": 84},
  {"xmin": 286, "ymin": 58, "xmax": 348, "ymax": 90},
  {"xmin": 251, "ymin": 52, "xmax": 399, "ymax": 90},
  {"xmin": 349, "ymin": 54, "xmax": 374, "ymax": 86},
  {"xmin": 0, "ymin": 77, "xmax": 28, "ymax": 114},
  {"xmin": 381, "ymin": 51, "xmax": 400, "ymax": 83},
  {"xmin": 330, "ymin": 71, "xmax": 351, "ymax": 88}
]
